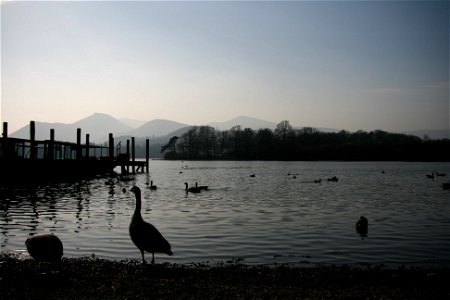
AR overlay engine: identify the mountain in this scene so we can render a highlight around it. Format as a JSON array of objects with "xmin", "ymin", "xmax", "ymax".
[
  {"xmin": 9, "ymin": 112, "xmax": 449, "ymax": 146},
  {"xmin": 10, "ymin": 113, "xmax": 132, "ymax": 143},
  {"xmin": 209, "ymin": 116, "xmax": 277, "ymax": 131},
  {"xmin": 127, "ymin": 119, "xmax": 190, "ymax": 138},
  {"xmin": 119, "ymin": 118, "xmax": 146, "ymax": 129},
  {"xmin": 73, "ymin": 113, "xmax": 133, "ymax": 142},
  {"xmin": 401, "ymin": 129, "xmax": 449, "ymax": 140},
  {"xmin": 10, "ymin": 122, "xmax": 78, "ymax": 142},
  {"xmin": 114, "ymin": 125, "xmax": 192, "ymax": 158}
]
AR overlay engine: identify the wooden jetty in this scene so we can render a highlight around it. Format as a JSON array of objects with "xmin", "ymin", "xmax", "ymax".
[{"xmin": 0, "ymin": 121, "xmax": 149, "ymax": 182}]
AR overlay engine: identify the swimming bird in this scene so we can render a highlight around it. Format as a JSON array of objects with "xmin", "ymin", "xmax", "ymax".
[
  {"xmin": 327, "ymin": 176, "xmax": 338, "ymax": 182},
  {"xmin": 250, "ymin": 174, "xmax": 256, "ymax": 178},
  {"xmin": 425, "ymin": 173, "xmax": 435, "ymax": 179},
  {"xmin": 25, "ymin": 234, "xmax": 63, "ymax": 262},
  {"xmin": 355, "ymin": 216, "xmax": 368, "ymax": 238},
  {"xmin": 195, "ymin": 182, "xmax": 208, "ymax": 191},
  {"xmin": 129, "ymin": 186, "xmax": 173, "ymax": 264},
  {"xmin": 185, "ymin": 182, "xmax": 202, "ymax": 193},
  {"xmin": 149, "ymin": 180, "xmax": 157, "ymax": 190}
]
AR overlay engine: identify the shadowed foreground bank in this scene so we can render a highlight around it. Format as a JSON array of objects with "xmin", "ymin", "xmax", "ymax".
[{"xmin": 1, "ymin": 256, "xmax": 449, "ymax": 299}]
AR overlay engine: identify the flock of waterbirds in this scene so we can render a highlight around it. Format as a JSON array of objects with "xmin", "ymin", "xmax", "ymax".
[{"xmin": 23, "ymin": 166, "xmax": 449, "ymax": 268}]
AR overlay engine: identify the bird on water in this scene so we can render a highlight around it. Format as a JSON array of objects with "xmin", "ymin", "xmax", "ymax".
[
  {"xmin": 25, "ymin": 234, "xmax": 63, "ymax": 262},
  {"xmin": 129, "ymin": 186, "xmax": 173, "ymax": 264},
  {"xmin": 149, "ymin": 180, "xmax": 157, "ymax": 190},
  {"xmin": 184, "ymin": 182, "xmax": 202, "ymax": 193},
  {"xmin": 195, "ymin": 182, "xmax": 208, "ymax": 191},
  {"xmin": 355, "ymin": 216, "xmax": 368, "ymax": 238}
]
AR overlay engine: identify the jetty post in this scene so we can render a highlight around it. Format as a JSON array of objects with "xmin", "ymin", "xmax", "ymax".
[
  {"xmin": 131, "ymin": 137, "xmax": 135, "ymax": 174},
  {"xmin": 146, "ymin": 139, "xmax": 149, "ymax": 173},
  {"xmin": 108, "ymin": 133, "xmax": 114, "ymax": 160},
  {"xmin": 47, "ymin": 129, "xmax": 55, "ymax": 160},
  {"xmin": 85, "ymin": 134, "xmax": 90, "ymax": 159},
  {"xmin": 76, "ymin": 128, "xmax": 83, "ymax": 160},
  {"xmin": 30, "ymin": 121, "xmax": 36, "ymax": 159},
  {"xmin": 2, "ymin": 122, "xmax": 8, "ymax": 159},
  {"xmin": 126, "ymin": 139, "xmax": 130, "ymax": 174}
]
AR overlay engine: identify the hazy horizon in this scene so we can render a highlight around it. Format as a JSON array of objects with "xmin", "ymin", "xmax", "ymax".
[{"xmin": 2, "ymin": 1, "xmax": 449, "ymax": 133}]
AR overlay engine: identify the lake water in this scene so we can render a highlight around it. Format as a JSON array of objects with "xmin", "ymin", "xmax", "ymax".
[{"xmin": 1, "ymin": 160, "xmax": 449, "ymax": 267}]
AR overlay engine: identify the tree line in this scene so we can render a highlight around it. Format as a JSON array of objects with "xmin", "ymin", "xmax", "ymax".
[{"xmin": 160, "ymin": 121, "xmax": 450, "ymax": 161}]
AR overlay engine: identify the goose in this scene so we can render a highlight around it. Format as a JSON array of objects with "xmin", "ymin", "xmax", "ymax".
[
  {"xmin": 25, "ymin": 234, "xmax": 63, "ymax": 262},
  {"xmin": 195, "ymin": 182, "xmax": 208, "ymax": 191},
  {"xmin": 355, "ymin": 216, "xmax": 368, "ymax": 238},
  {"xmin": 327, "ymin": 176, "xmax": 338, "ymax": 182},
  {"xmin": 129, "ymin": 186, "xmax": 173, "ymax": 264},
  {"xmin": 149, "ymin": 180, "xmax": 157, "ymax": 190},
  {"xmin": 185, "ymin": 182, "xmax": 202, "ymax": 193}
]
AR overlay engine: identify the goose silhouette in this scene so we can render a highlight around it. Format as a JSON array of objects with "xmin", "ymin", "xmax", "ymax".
[
  {"xmin": 195, "ymin": 182, "xmax": 208, "ymax": 191},
  {"xmin": 129, "ymin": 186, "xmax": 173, "ymax": 264},
  {"xmin": 355, "ymin": 216, "xmax": 368, "ymax": 238},
  {"xmin": 425, "ymin": 173, "xmax": 435, "ymax": 179},
  {"xmin": 185, "ymin": 182, "xmax": 202, "ymax": 193},
  {"xmin": 149, "ymin": 180, "xmax": 157, "ymax": 190}
]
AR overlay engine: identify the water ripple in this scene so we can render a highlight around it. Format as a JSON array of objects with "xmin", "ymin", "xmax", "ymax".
[{"xmin": 1, "ymin": 161, "xmax": 449, "ymax": 267}]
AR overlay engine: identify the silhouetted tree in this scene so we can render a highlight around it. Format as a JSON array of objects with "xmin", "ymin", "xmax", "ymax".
[
  {"xmin": 198, "ymin": 126, "xmax": 215, "ymax": 158},
  {"xmin": 274, "ymin": 120, "xmax": 293, "ymax": 143},
  {"xmin": 155, "ymin": 121, "xmax": 449, "ymax": 161},
  {"xmin": 256, "ymin": 128, "xmax": 276, "ymax": 160},
  {"xmin": 161, "ymin": 136, "xmax": 179, "ymax": 159},
  {"xmin": 217, "ymin": 130, "xmax": 229, "ymax": 159},
  {"xmin": 241, "ymin": 128, "xmax": 256, "ymax": 159},
  {"xmin": 229, "ymin": 125, "xmax": 242, "ymax": 158}
]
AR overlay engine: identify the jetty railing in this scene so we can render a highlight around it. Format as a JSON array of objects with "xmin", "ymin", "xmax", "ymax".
[{"xmin": 1, "ymin": 121, "xmax": 149, "ymax": 179}]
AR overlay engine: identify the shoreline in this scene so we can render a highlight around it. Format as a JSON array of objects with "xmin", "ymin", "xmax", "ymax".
[{"xmin": 1, "ymin": 255, "xmax": 449, "ymax": 299}]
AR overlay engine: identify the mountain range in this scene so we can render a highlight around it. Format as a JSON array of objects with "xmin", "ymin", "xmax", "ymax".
[
  {"xmin": 9, "ymin": 112, "xmax": 449, "ymax": 143},
  {"xmin": 10, "ymin": 113, "xmax": 279, "ymax": 143}
]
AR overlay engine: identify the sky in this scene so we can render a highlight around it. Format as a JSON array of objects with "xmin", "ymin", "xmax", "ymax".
[{"xmin": 1, "ymin": 0, "xmax": 449, "ymax": 133}]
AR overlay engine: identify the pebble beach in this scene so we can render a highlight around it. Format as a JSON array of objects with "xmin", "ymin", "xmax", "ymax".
[{"xmin": 1, "ymin": 255, "xmax": 449, "ymax": 299}]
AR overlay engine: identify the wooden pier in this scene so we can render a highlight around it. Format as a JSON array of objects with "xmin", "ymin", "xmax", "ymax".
[{"xmin": 0, "ymin": 121, "xmax": 149, "ymax": 182}]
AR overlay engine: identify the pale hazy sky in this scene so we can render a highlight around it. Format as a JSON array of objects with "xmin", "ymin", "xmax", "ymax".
[{"xmin": 1, "ymin": 0, "xmax": 449, "ymax": 133}]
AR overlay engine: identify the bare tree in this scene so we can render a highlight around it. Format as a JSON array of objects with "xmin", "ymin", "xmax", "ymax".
[{"xmin": 275, "ymin": 120, "xmax": 293, "ymax": 143}]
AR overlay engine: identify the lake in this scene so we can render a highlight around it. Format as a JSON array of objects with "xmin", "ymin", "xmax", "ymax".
[{"xmin": 1, "ymin": 160, "xmax": 449, "ymax": 267}]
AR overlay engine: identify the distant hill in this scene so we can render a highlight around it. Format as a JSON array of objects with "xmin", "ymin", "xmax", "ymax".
[
  {"xmin": 114, "ymin": 126, "xmax": 192, "ymax": 158},
  {"xmin": 209, "ymin": 116, "xmax": 277, "ymax": 130},
  {"xmin": 11, "ymin": 113, "xmax": 133, "ymax": 143},
  {"xmin": 9, "ymin": 113, "xmax": 449, "ymax": 146},
  {"xmin": 128, "ymin": 119, "xmax": 190, "ymax": 138},
  {"xmin": 119, "ymin": 118, "xmax": 146, "ymax": 129},
  {"xmin": 10, "ymin": 122, "xmax": 78, "ymax": 142},
  {"xmin": 73, "ymin": 113, "xmax": 132, "ymax": 142},
  {"xmin": 10, "ymin": 114, "xmax": 191, "ymax": 147},
  {"xmin": 401, "ymin": 129, "xmax": 449, "ymax": 140}
]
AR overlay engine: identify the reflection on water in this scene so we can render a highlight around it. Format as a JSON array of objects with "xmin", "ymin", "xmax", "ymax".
[{"xmin": 1, "ymin": 160, "xmax": 449, "ymax": 267}]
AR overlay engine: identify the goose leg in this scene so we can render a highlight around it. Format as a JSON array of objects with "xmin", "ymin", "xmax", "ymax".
[
  {"xmin": 151, "ymin": 252, "xmax": 155, "ymax": 264},
  {"xmin": 141, "ymin": 250, "xmax": 146, "ymax": 264}
]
